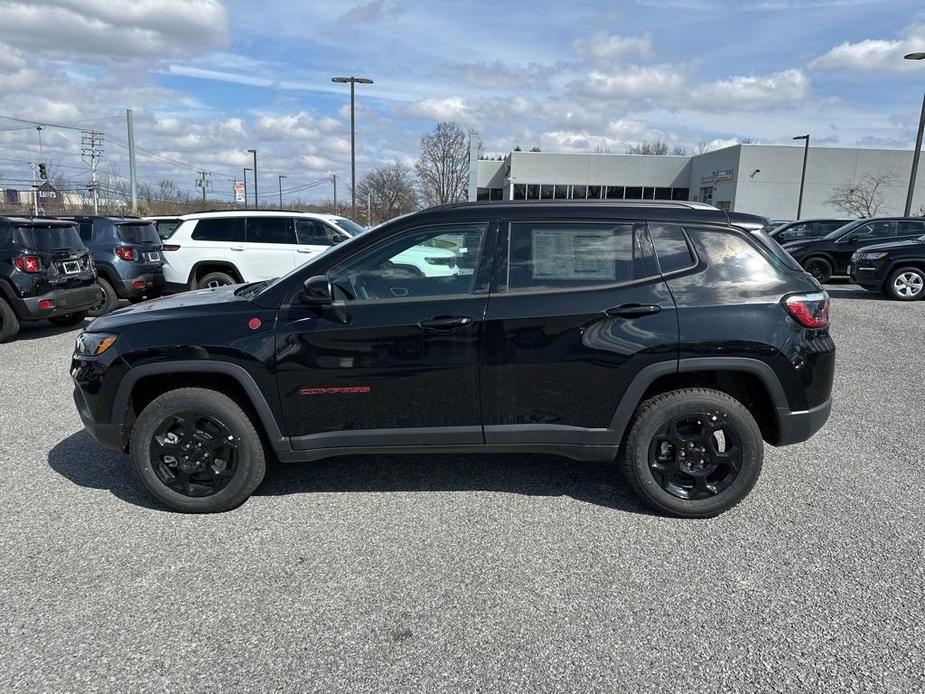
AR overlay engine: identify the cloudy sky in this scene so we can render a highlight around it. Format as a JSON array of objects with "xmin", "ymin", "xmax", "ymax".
[{"xmin": 1, "ymin": 0, "xmax": 924, "ymax": 203}]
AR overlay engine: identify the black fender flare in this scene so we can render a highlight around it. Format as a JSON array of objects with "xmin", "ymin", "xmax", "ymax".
[
  {"xmin": 608, "ymin": 357, "xmax": 791, "ymax": 444},
  {"xmin": 111, "ymin": 360, "xmax": 289, "ymax": 452}
]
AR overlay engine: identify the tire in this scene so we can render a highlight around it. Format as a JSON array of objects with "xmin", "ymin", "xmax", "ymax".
[
  {"xmin": 0, "ymin": 299, "xmax": 20, "ymax": 343},
  {"xmin": 802, "ymin": 256, "xmax": 833, "ymax": 283},
  {"xmin": 48, "ymin": 311, "xmax": 88, "ymax": 327},
  {"xmin": 619, "ymin": 388, "xmax": 764, "ymax": 518},
  {"xmin": 88, "ymin": 278, "xmax": 118, "ymax": 317},
  {"xmin": 130, "ymin": 387, "xmax": 266, "ymax": 513},
  {"xmin": 885, "ymin": 266, "xmax": 925, "ymax": 301},
  {"xmin": 197, "ymin": 271, "xmax": 237, "ymax": 289}
]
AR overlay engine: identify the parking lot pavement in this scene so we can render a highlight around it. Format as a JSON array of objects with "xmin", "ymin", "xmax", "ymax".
[{"xmin": 0, "ymin": 282, "xmax": 923, "ymax": 694}]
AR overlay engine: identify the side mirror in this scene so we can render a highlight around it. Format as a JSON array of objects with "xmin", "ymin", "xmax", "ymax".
[{"xmin": 301, "ymin": 275, "xmax": 333, "ymax": 305}]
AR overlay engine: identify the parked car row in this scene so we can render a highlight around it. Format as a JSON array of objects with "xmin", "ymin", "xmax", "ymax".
[{"xmin": 779, "ymin": 216, "xmax": 925, "ymax": 300}]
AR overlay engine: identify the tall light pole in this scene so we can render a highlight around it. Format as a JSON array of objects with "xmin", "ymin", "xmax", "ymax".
[
  {"xmin": 247, "ymin": 149, "xmax": 258, "ymax": 209},
  {"xmin": 903, "ymin": 53, "xmax": 925, "ymax": 216},
  {"xmin": 331, "ymin": 76, "xmax": 373, "ymax": 219},
  {"xmin": 278, "ymin": 175, "xmax": 287, "ymax": 208},
  {"xmin": 793, "ymin": 134, "xmax": 810, "ymax": 220},
  {"xmin": 243, "ymin": 167, "xmax": 251, "ymax": 207}
]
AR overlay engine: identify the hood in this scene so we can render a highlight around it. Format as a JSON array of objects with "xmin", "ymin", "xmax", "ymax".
[
  {"xmin": 89, "ymin": 284, "xmax": 249, "ymax": 330},
  {"xmin": 851, "ymin": 238, "xmax": 925, "ymax": 253}
]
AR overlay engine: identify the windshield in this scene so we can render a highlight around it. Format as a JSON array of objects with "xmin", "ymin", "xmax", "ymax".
[
  {"xmin": 13, "ymin": 224, "xmax": 84, "ymax": 252},
  {"xmin": 821, "ymin": 219, "xmax": 864, "ymax": 240},
  {"xmin": 117, "ymin": 223, "xmax": 160, "ymax": 244},
  {"xmin": 256, "ymin": 232, "xmax": 366, "ymax": 296},
  {"xmin": 332, "ymin": 217, "xmax": 367, "ymax": 237}
]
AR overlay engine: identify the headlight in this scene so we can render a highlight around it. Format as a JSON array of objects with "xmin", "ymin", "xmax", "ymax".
[
  {"xmin": 857, "ymin": 251, "xmax": 888, "ymax": 261},
  {"xmin": 75, "ymin": 332, "xmax": 118, "ymax": 356}
]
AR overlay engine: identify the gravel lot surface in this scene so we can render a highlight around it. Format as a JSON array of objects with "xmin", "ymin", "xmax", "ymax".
[{"xmin": 1, "ymin": 282, "xmax": 923, "ymax": 693}]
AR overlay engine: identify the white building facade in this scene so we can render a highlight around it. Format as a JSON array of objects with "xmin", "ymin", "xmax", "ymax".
[{"xmin": 472, "ymin": 144, "xmax": 925, "ymax": 220}]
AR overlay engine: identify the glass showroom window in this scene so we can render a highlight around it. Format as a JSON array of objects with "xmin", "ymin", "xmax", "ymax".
[
  {"xmin": 554, "ymin": 185, "xmax": 569, "ymax": 199},
  {"xmin": 605, "ymin": 186, "xmax": 624, "ymax": 199}
]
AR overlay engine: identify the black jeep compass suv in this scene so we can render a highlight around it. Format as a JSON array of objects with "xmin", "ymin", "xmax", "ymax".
[
  {"xmin": 71, "ymin": 201, "xmax": 835, "ymax": 517},
  {"xmin": 1, "ymin": 216, "xmax": 99, "ymax": 342}
]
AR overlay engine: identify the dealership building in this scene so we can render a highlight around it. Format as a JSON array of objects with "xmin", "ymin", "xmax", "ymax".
[{"xmin": 471, "ymin": 144, "xmax": 925, "ymax": 220}]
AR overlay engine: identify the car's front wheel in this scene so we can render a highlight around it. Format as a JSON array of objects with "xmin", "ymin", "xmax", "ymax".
[
  {"xmin": 802, "ymin": 256, "xmax": 833, "ymax": 283},
  {"xmin": 130, "ymin": 387, "xmax": 266, "ymax": 513},
  {"xmin": 886, "ymin": 266, "xmax": 925, "ymax": 301},
  {"xmin": 619, "ymin": 388, "xmax": 763, "ymax": 518}
]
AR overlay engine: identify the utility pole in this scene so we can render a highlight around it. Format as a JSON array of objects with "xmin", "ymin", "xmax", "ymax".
[
  {"xmin": 243, "ymin": 168, "xmax": 251, "ymax": 207},
  {"xmin": 126, "ymin": 109, "xmax": 138, "ymax": 214},
  {"xmin": 793, "ymin": 134, "xmax": 810, "ymax": 220},
  {"xmin": 247, "ymin": 149, "xmax": 258, "ymax": 209},
  {"xmin": 196, "ymin": 170, "xmax": 211, "ymax": 204},
  {"xmin": 278, "ymin": 175, "xmax": 286, "ymax": 208},
  {"xmin": 332, "ymin": 173, "xmax": 337, "ymax": 211},
  {"xmin": 31, "ymin": 163, "xmax": 38, "ymax": 216},
  {"xmin": 331, "ymin": 76, "xmax": 374, "ymax": 218},
  {"xmin": 81, "ymin": 129, "xmax": 103, "ymax": 215},
  {"xmin": 367, "ymin": 190, "xmax": 371, "ymax": 227},
  {"xmin": 904, "ymin": 53, "xmax": 925, "ymax": 216}
]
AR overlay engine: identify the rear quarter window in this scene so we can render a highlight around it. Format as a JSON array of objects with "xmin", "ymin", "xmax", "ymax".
[
  {"xmin": 191, "ymin": 217, "xmax": 242, "ymax": 242},
  {"xmin": 648, "ymin": 224, "xmax": 696, "ymax": 273}
]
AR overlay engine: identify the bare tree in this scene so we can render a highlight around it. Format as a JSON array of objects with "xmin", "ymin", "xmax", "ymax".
[
  {"xmin": 415, "ymin": 122, "xmax": 475, "ymax": 206},
  {"xmin": 670, "ymin": 144, "xmax": 688, "ymax": 156},
  {"xmin": 628, "ymin": 140, "xmax": 670, "ymax": 155},
  {"xmin": 825, "ymin": 173, "xmax": 896, "ymax": 218},
  {"xmin": 356, "ymin": 163, "xmax": 418, "ymax": 226},
  {"xmin": 694, "ymin": 139, "xmax": 710, "ymax": 155}
]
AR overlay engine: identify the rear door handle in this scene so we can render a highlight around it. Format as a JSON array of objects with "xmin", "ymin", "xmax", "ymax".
[
  {"xmin": 605, "ymin": 304, "xmax": 662, "ymax": 318},
  {"xmin": 297, "ymin": 248, "xmax": 316, "ymax": 254},
  {"xmin": 230, "ymin": 246, "xmax": 246, "ymax": 251},
  {"xmin": 418, "ymin": 316, "xmax": 473, "ymax": 332}
]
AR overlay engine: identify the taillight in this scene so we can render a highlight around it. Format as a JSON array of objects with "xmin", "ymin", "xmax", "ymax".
[
  {"xmin": 784, "ymin": 292, "xmax": 830, "ymax": 329},
  {"xmin": 163, "ymin": 244, "xmax": 180, "ymax": 252},
  {"xmin": 115, "ymin": 246, "xmax": 135, "ymax": 261},
  {"xmin": 14, "ymin": 256, "xmax": 41, "ymax": 273}
]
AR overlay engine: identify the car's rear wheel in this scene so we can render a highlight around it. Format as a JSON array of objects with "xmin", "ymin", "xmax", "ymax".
[
  {"xmin": 619, "ymin": 388, "xmax": 763, "ymax": 518},
  {"xmin": 886, "ymin": 267, "xmax": 925, "ymax": 301},
  {"xmin": 197, "ymin": 271, "xmax": 237, "ymax": 289},
  {"xmin": 48, "ymin": 311, "xmax": 88, "ymax": 327},
  {"xmin": 802, "ymin": 256, "xmax": 833, "ymax": 283},
  {"xmin": 130, "ymin": 387, "xmax": 266, "ymax": 513},
  {"xmin": 0, "ymin": 299, "xmax": 20, "ymax": 343},
  {"xmin": 88, "ymin": 278, "xmax": 118, "ymax": 317}
]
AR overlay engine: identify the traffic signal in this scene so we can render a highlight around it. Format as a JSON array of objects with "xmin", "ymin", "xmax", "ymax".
[{"xmin": 38, "ymin": 163, "xmax": 47, "ymax": 180}]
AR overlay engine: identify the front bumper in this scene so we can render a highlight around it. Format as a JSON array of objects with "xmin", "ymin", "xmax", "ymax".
[
  {"xmin": 73, "ymin": 385, "xmax": 124, "ymax": 452},
  {"xmin": 15, "ymin": 284, "xmax": 102, "ymax": 320},
  {"xmin": 116, "ymin": 270, "xmax": 165, "ymax": 299},
  {"xmin": 775, "ymin": 398, "xmax": 832, "ymax": 446}
]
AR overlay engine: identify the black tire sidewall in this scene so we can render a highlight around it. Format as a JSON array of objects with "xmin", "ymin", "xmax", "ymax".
[
  {"xmin": 886, "ymin": 267, "xmax": 925, "ymax": 301},
  {"xmin": 0, "ymin": 299, "xmax": 20, "ymax": 342},
  {"xmin": 88, "ymin": 278, "xmax": 118, "ymax": 317},
  {"xmin": 625, "ymin": 391, "xmax": 763, "ymax": 517},
  {"xmin": 130, "ymin": 389, "xmax": 266, "ymax": 513}
]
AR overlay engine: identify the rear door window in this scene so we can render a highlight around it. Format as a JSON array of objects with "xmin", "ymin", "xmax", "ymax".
[
  {"xmin": 294, "ymin": 219, "xmax": 342, "ymax": 246},
  {"xmin": 117, "ymin": 223, "xmax": 160, "ymax": 244},
  {"xmin": 898, "ymin": 220, "xmax": 925, "ymax": 236},
  {"xmin": 191, "ymin": 217, "xmax": 242, "ymax": 242},
  {"xmin": 245, "ymin": 217, "xmax": 295, "ymax": 244},
  {"xmin": 507, "ymin": 222, "xmax": 644, "ymax": 292}
]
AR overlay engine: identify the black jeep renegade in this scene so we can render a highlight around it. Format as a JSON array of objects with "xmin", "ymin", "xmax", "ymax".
[
  {"xmin": 71, "ymin": 202, "xmax": 835, "ymax": 517},
  {"xmin": 1, "ymin": 216, "xmax": 99, "ymax": 342}
]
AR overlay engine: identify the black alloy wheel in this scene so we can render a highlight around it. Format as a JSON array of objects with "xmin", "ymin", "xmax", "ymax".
[
  {"xmin": 647, "ymin": 410, "xmax": 742, "ymax": 500},
  {"xmin": 802, "ymin": 257, "xmax": 832, "ymax": 283},
  {"xmin": 149, "ymin": 412, "xmax": 238, "ymax": 497}
]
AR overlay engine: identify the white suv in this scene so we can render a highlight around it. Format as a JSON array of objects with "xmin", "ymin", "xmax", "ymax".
[{"xmin": 161, "ymin": 211, "xmax": 448, "ymax": 290}]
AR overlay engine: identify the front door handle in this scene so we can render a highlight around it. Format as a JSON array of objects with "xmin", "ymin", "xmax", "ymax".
[
  {"xmin": 419, "ymin": 316, "xmax": 473, "ymax": 332},
  {"xmin": 605, "ymin": 304, "xmax": 662, "ymax": 318},
  {"xmin": 230, "ymin": 246, "xmax": 246, "ymax": 251},
  {"xmin": 297, "ymin": 248, "xmax": 316, "ymax": 254}
]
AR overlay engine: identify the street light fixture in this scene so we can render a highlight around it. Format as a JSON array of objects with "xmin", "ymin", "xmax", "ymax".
[
  {"xmin": 903, "ymin": 52, "xmax": 925, "ymax": 216},
  {"xmin": 278, "ymin": 175, "xmax": 287, "ymax": 208},
  {"xmin": 247, "ymin": 149, "xmax": 258, "ymax": 209},
  {"xmin": 331, "ymin": 75, "xmax": 374, "ymax": 219},
  {"xmin": 793, "ymin": 134, "xmax": 810, "ymax": 220},
  {"xmin": 243, "ymin": 167, "xmax": 252, "ymax": 206}
]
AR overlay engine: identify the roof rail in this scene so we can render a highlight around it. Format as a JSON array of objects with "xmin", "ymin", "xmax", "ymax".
[{"xmin": 433, "ymin": 200, "xmax": 720, "ymax": 211}]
